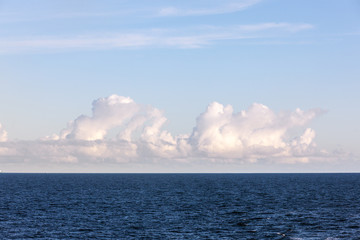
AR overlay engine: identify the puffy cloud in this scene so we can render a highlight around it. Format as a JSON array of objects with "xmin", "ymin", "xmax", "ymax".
[
  {"xmin": 55, "ymin": 95, "xmax": 192, "ymax": 160},
  {"xmin": 188, "ymin": 102, "xmax": 321, "ymax": 162},
  {"xmin": 0, "ymin": 123, "xmax": 8, "ymax": 142},
  {"xmin": 60, "ymin": 95, "xmax": 141, "ymax": 140},
  {"xmin": 0, "ymin": 95, "xmax": 332, "ymax": 166},
  {"xmin": 0, "ymin": 124, "xmax": 12, "ymax": 158}
]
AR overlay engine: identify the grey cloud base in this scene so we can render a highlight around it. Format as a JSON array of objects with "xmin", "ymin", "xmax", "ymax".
[{"xmin": 0, "ymin": 95, "xmax": 330, "ymax": 165}]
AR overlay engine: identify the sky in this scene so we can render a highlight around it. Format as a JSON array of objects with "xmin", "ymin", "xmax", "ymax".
[{"xmin": 0, "ymin": 0, "xmax": 359, "ymax": 173}]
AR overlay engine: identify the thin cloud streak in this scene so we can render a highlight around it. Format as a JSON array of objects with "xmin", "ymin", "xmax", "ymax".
[
  {"xmin": 0, "ymin": 23, "xmax": 314, "ymax": 54},
  {"xmin": 236, "ymin": 23, "xmax": 314, "ymax": 32},
  {"xmin": 0, "ymin": 0, "xmax": 261, "ymax": 23},
  {"xmin": 158, "ymin": 0, "xmax": 262, "ymax": 16}
]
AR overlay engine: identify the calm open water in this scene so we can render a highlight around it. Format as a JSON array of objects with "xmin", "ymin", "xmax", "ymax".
[{"xmin": 1, "ymin": 173, "xmax": 360, "ymax": 239}]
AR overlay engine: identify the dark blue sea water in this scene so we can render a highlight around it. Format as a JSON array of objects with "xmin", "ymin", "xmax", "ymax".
[{"xmin": 1, "ymin": 173, "xmax": 360, "ymax": 239}]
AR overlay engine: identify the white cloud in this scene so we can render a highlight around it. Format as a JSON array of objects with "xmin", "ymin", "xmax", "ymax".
[
  {"xmin": 0, "ymin": 140, "xmax": 137, "ymax": 164},
  {"xmin": 0, "ymin": 22, "xmax": 314, "ymax": 54},
  {"xmin": 53, "ymin": 95, "xmax": 185, "ymax": 160},
  {"xmin": 188, "ymin": 102, "xmax": 321, "ymax": 162},
  {"xmin": 0, "ymin": 0, "xmax": 260, "ymax": 23},
  {"xmin": 158, "ymin": 0, "xmax": 262, "ymax": 16},
  {"xmin": 0, "ymin": 124, "xmax": 8, "ymax": 142},
  {"xmin": 59, "ymin": 95, "xmax": 141, "ymax": 141},
  {"xmin": 0, "ymin": 95, "xmax": 334, "ymax": 167},
  {"xmin": 236, "ymin": 23, "xmax": 314, "ymax": 32}
]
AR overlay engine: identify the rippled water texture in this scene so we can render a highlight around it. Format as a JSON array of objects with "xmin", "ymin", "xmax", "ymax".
[{"xmin": 1, "ymin": 173, "xmax": 360, "ymax": 239}]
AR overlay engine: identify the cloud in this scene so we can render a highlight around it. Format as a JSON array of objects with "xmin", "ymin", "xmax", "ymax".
[
  {"xmin": 0, "ymin": 22, "xmax": 314, "ymax": 53},
  {"xmin": 0, "ymin": 95, "xmax": 333, "ymax": 167},
  {"xmin": 3, "ymin": 140, "xmax": 138, "ymax": 163},
  {"xmin": 0, "ymin": 123, "xmax": 8, "ymax": 142},
  {"xmin": 59, "ymin": 95, "xmax": 142, "ymax": 141},
  {"xmin": 158, "ymin": 0, "xmax": 262, "ymax": 17},
  {"xmin": 189, "ymin": 102, "xmax": 322, "ymax": 162},
  {"xmin": 236, "ymin": 23, "xmax": 314, "ymax": 32},
  {"xmin": 1, "ymin": 0, "xmax": 261, "ymax": 23}
]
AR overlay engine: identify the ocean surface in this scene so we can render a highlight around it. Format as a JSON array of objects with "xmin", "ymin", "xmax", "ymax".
[{"xmin": 1, "ymin": 173, "xmax": 360, "ymax": 239}]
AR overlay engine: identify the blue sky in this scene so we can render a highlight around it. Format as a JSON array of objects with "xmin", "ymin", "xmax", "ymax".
[{"xmin": 0, "ymin": 0, "xmax": 359, "ymax": 172}]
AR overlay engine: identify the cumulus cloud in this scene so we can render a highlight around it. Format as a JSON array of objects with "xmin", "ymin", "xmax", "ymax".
[
  {"xmin": 47, "ymin": 95, "xmax": 186, "ymax": 161},
  {"xmin": 0, "ymin": 95, "xmax": 332, "ymax": 166},
  {"xmin": 59, "ymin": 95, "xmax": 142, "ymax": 141},
  {"xmin": 0, "ymin": 123, "xmax": 8, "ymax": 142},
  {"xmin": 189, "ymin": 102, "xmax": 320, "ymax": 162}
]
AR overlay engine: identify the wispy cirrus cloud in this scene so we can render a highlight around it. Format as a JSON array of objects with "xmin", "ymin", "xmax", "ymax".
[
  {"xmin": 0, "ymin": 0, "xmax": 261, "ymax": 22},
  {"xmin": 158, "ymin": 0, "xmax": 262, "ymax": 16},
  {"xmin": 235, "ymin": 22, "xmax": 314, "ymax": 32},
  {"xmin": 0, "ymin": 22, "xmax": 314, "ymax": 54},
  {"xmin": 0, "ymin": 0, "xmax": 261, "ymax": 23}
]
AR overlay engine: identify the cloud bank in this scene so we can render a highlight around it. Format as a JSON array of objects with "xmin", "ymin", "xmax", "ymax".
[{"xmin": 0, "ymin": 95, "xmax": 331, "ymax": 166}]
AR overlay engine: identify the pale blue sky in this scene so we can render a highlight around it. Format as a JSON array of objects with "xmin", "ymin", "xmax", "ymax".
[{"xmin": 0, "ymin": 0, "xmax": 359, "ymax": 172}]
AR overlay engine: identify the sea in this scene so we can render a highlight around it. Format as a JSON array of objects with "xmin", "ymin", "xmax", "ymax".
[{"xmin": 1, "ymin": 173, "xmax": 360, "ymax": 239}]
